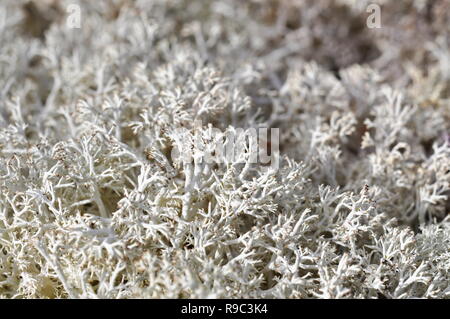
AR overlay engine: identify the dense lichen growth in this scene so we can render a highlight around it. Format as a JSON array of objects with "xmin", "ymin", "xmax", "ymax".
[{"xmin": 0, "ymin": 0, "xmax": 449, "ymax": 298}]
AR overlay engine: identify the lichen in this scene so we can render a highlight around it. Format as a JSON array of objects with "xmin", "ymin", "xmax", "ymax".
[{"xmin": 0, "ymin": 0, "xmax": 449, "ymax": 299}]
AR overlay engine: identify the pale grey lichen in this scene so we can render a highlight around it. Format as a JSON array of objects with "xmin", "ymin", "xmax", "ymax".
[{"xmin": 0, "ymin": 0, "xmax": 449, "ymax": 298}]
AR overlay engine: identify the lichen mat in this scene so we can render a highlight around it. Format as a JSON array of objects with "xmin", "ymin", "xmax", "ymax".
[{"xmin": 0, "ymin": 0, "xmax": 449, "ymax": 299}]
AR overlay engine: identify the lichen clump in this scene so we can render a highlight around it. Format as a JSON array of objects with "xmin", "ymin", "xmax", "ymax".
[{"xmin": 0, "ymin": 0, "xmax": 449, "ymax": 298}]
